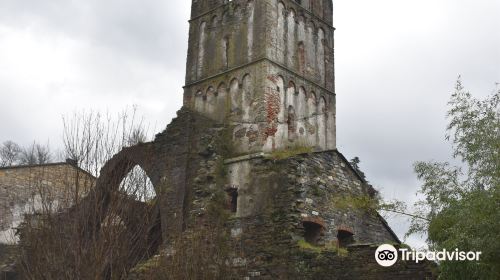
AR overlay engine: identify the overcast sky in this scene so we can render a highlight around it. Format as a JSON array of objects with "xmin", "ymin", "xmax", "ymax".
[{"xmin": 0, "ymin": 0, "xmax": 499, "ymax": 248}]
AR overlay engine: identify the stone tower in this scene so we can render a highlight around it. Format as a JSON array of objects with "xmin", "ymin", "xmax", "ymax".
[{"xmin": 184, "ymin": 0, "xmax": 336, "ymax": 154}]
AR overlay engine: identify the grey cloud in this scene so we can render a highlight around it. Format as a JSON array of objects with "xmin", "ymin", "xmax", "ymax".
[{"xmin": 0, "ymin": 0, "xmax": 190, "ymax": 67}]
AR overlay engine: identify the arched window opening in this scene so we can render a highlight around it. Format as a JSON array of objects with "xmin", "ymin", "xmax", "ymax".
[
  {"xmin": 229, "ymin": 78, "xmax": 240, "ymax": 116},
  {"xmin": 303, "ymin": 221, "xmax": 323, "ymax": 245},
  {"xmin": 226, "ymin": 187, "xmax": 238, "ymax": 213},
  {"xmin": 99, "ymin": 162, "xmax": 162, "ymax": 276},
  {"xmin": 319, "ymin": 96, "xmax": 327, "ymax": 114},
  {"xmin": 317, "ymin": 28, "xmax": 326, "ymax": 86},
  {"xmin": 337, "ymin": 229, "xmax": 354, "ymax": 248},
  {"xmin": 287, "ymin": 105, "xmax": 297, "ymax": 141},
  {"xmin": 119, "ymin": 165, "xmax": 156, "ymax": 202},
  {"xmin": 211, "ymin": 15, "xmax": 218, "ymax": 27},
  {"xmin": 242, "ymin": 74, "xmax": 253, "ymax": 121}
]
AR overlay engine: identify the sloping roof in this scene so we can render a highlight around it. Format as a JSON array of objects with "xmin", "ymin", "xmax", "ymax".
[{"xmin": 0, "ymin": 161, "xmax": 95, "ymax": 179}]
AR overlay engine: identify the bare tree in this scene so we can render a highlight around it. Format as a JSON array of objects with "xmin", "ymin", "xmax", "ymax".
[
  {"xmin": 0, "ymin": 140, "xmax": 21, "ymax": 167},
  {"xmin": 17, "ymin": 107, "xmax": 162, "ymax": 280},
  {"xmin": 62, "ymin": 107, "xmax": 149, "ymax": 177},
  {"xmin": 19, "ymin": 142, "xmax": 52, "ymax": 165},
  {"xmin": 15, "ymin": 105, "xmax": 242, "ymax": 279}
]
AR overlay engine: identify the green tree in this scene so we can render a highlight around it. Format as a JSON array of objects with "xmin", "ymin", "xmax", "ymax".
[{"xmin": 409, "ymin": 78, "xmax": 500, "ymax": 279}]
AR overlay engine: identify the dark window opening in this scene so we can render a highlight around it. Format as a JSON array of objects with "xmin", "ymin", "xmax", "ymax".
[
  {"xmin": 226, "ymin": 187, "xmax": 238, "ymax": 213},
  {"xmin": 223, "ymin": 37, "xmax": 229, "ymax": 69},
  {"xmin": 337, "ymin": 229, "xmax": 354, "ymax": 248},
  {"xmin": 287, "ymin": 105, "xmax": 297, "ymax": 141},
  {"xmin": 303, "ymin": 221, "xmax": 323, "ymax": 245}
]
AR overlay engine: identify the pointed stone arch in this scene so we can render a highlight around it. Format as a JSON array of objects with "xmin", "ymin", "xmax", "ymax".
[
  {"xmin": 194, "ymin": 90, "xmax": 204, "ymax": 113},
  {"xmin": 216, "ymin": 82, "xmax": 228, "ymax": 122},
  {"xmin": 119, "ymin": 165, "xmax": 156, "ymax": 202},
  {"xmin": 211, "ymin": 15, "xmax": 218, "ymax": 27},
  {"xmin": 83, "ymin": 143, "xmax": 165, "ymax": 272},
  {"xmin": 308, "ymin": 91, "xmax": 317, "ymax": 116}
]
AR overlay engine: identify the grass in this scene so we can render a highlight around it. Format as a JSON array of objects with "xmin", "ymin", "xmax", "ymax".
[{"xmin": 297, "ymin": 240, "xmax": 349, "ymax": 257}]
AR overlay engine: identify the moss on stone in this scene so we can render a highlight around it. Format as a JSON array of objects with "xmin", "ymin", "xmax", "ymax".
[
  {"xmin": 297, "ymin": 240, "xmax": 349, "ymax": 257},
  {"xmin": 267, "ymin": 146, "xmax": 313, "ymax": 161},
  {"xmin": 128, "ymin": 255, "xmax": 161, "ymax": 278},
  {"xmin": 332, "ymin": 194, "xmax": 379, "ymax": 212}
]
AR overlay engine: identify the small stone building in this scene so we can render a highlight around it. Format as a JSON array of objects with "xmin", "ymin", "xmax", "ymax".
[{"xmin": 0, "ymin": 160, "xmax": 94, "ymax": 244}]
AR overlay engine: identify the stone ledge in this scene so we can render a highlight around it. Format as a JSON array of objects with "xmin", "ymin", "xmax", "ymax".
[{"xmin": 224, "ymin": 153, "xmax": 266, "ymax": 164}]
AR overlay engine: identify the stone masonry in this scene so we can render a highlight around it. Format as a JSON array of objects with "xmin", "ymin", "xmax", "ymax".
[
  {"xmin": 0, "ymin": 161, "xmax": 94, "ymax": 244},
  {"xmin": 0, "ymin": 161, "xmax": 94, "ymax": 279},
  {"xmin": 13, "ymin": 0, "xmax": 437, "ymax": 279},
  {"xmin": 184, "ymin": 0, "xmax": 336, "ymax": 154}
]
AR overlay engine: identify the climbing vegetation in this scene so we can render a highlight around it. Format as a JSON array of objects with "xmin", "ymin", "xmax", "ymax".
[{"xmin": 409, "ymin": 78, "xmax": 499, "ymax": 279}]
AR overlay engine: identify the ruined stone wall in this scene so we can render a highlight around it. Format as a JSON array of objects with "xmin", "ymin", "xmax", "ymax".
[
  {"xmin": 118, "ymin": 113, "xmax": 433, "ymax": 278},
  {"xmin": 224, "ymin": 151, "xmax": 398, "ymax": 248},
  {"xmin": 0, "ymin": 163, "xmax": 94, "ymax": 244},
  {"xmin": 140, "ymin": 114, "xmax": 407, "ymax": 276},
  {"xmin": 184, "ymin": 60, "xmax": 335, "ymax": 154},
  {"xmin": 192, "ymin": 149, "xmax": 431, "ymax": 279},
  {"xmin": 80, "ymin": 108, "xmax": 397, "ymax": 275},
  {"xmin": 18, "ymin": 108, "xmax": 435, "ymax": 279},
  {"xmin": 262, "ymin": 63, "xmax": 336, "ymax": 151}
]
